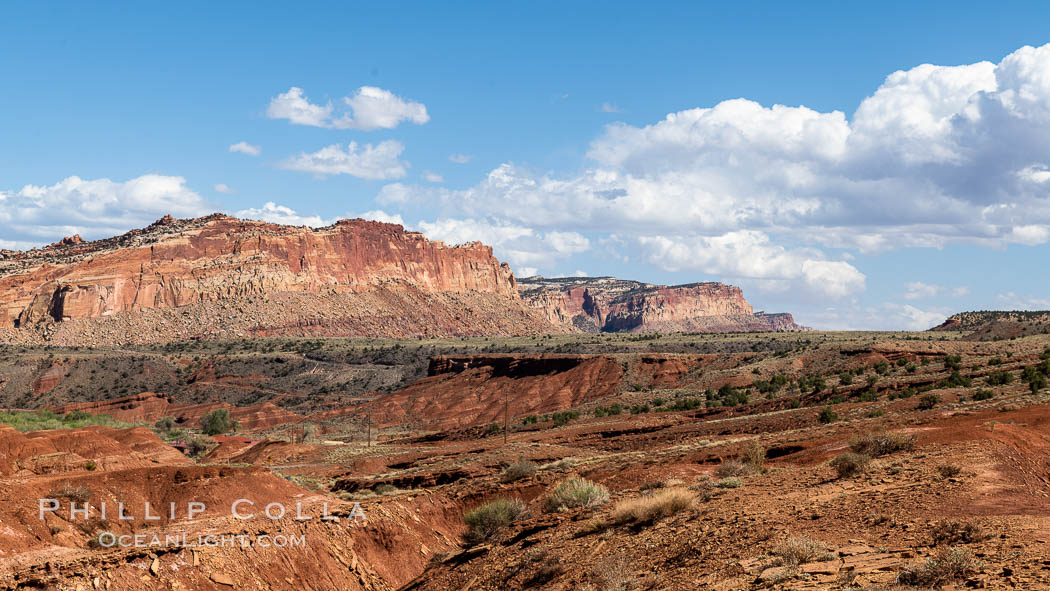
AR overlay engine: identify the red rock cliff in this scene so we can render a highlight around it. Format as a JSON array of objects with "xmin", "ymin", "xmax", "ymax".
[
  {"xmin": 518, "ymin": 276, "xmax": 805, "ymax": 333},
  {"xmin": 0, "ymin": 214, "xmax": 551, "ymax": 343},
  {"xmin": 1, "ymin": 214, "xmax": 518, "ymax": 325}
]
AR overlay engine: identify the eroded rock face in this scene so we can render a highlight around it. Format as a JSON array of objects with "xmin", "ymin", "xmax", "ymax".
[
  {"xmin": 2, "ymin": 214, "xmax": 516, "ymax": 323},
  {"xmin": 0, "ymin": 214, "xmax": 551, "ymax": 343},
  {"xmin": 360, "ymin": 354, "xmax": 628, "ymax": 430},
  {"xmin": 50, "ymin": 392, "xmax": 302, "ymax": 431},
  {"xmin": 517, "ymin": 276, "xmax": 806, "ymax": 333}
]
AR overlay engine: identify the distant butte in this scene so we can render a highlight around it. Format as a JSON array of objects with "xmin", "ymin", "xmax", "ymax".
[{"xmin": 517, "ymin": 276, "xmax": 806, "ymax": 333}]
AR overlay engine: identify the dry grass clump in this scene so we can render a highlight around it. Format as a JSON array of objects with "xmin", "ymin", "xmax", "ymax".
[
  {"xmin": 849, "ymin": 431, "xmax": 916, "ymax": 457},
  {"xmin": 716, "ymin": 441, "xmax": 766, "ymax": 478},
  {"xmin": 896, "ymin": 547, "xmax": 979, "ymax": 586},
  {"xmin": 773, "ymin": 536, "xmax": 834, "ymax": 566},
  {"xmin": 609, "ymin": 488, "xmax": 694, "ymax": 527},
  {"xmin": 931, "ymin": 520, "xmax": 987, "ymax": 545},
  {"xmin": 594, "ymin": 557, "xmax": 636, "ymax": 591},
  {"xmin": 543, "ymin": 476, "xmax": 610, "ymax": 512},
  {"xmin": 740, "ymin": 441, "xmax": 766, "ymax": 471},
  {"xmin": 829, "ymin": 452, "xmax": 871, "ymax": 479},
  {"xmin": 501, "ymin": 459, "xmax": 539, "ymax": 483},
  {"xmin": 714, "ymin": 459, "xmax": 753, "ymax": 478},
  {"xmin": 463, "ymin": 497, "xmax": 527, "ymax": 544},
  {"xmin": 937, "ymin": 464, "xmax": 962, "ymax": 478}
]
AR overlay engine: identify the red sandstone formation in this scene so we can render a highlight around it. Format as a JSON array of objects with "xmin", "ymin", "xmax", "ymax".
[
  {"xmin": 0, "ymin": 424, "xmax": 189, "ymax": 475},
  {"xmin": 0, "ymin": 214, "xmax": 554, "ymax": 344},
  {"xmin": 361, "ymin": 355, "xmax": 626, "ymax": 430},
  {"xmin": 50, "ymin": 392, "xmax": 301, "ymax": 431},
  {"xmin": 518, "ymin": 276, "xmax": 805, "ymax": 333}
]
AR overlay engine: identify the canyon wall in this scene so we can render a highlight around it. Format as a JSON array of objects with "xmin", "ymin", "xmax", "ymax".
[
  {"xmin": 518, "ymin": 276, "xmax": 805, "ymax": 333},
  {"xmin": 0, "ymin": 214, "xmax": 551, "ymax": 344}
]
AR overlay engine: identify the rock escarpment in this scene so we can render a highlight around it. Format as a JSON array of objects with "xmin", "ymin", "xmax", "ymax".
[
  {"xmin": 518, "ymin": 276, "xmax": 805, "ymax": 333},
  {"xmin": 0, "ymin": 214, "xmax": 553, "ymax": 344}
]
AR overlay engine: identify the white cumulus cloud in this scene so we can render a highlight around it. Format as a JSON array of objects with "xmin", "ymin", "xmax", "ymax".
[
  {"xmin": 0, "ymin": 175, "xmax": 210, "ymax": 244},
  {"xmin": 214, "ymin": 183, "xmax": 234, "ymax": 194},
  {"xmin": 267, "ymin": 86, "xmax": 428, "ymax": 130},
  {"xmin": 229, "ymin": 142, "xmax": 261, "ymax": 156},
  {"xmin": 281, "ymin": 140, "xmax": 409, "ymax": 179},
  {"xmin": 236, "ymin": 202, "xmax": 332, "ymax": 227},
  {"xmin": 634, "ymin": 231, "xmax": 866, "ymax": 298},
  {"xmin": 413, "ymin": 217, "xmax": 590, "ymax": 276}
]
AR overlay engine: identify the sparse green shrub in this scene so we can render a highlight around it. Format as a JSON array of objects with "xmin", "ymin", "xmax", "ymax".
[
  {"xmin": 1023, "ymin": 366, "xmax": 1047, "ymax": 393},
  {"xmin": 593, "ymin": 403, "xmax": 623, "ymax": 417},
  {"xmin": 917, "ymin": 393, "xmax": 941, "ymax": 410},
  {"xmin": 839, "ymin": 372, "xmax": 854, "ymax": 385},
  {"xmin": 199, "ymin": 409, "xmax": 237, "ymax": 435},
  {"xmin": 463, "ymin": 498, "xmax": 527, "ymax": 544},
  {"xmin": 551, "ymin": 410, "xmax": 580, "ymax": 427},
  {"xmin": 943, "ymin": 354, "xmax": 962, "ymax": 371},
  {"xmin": 942, "ymin": 370, "xmax": 972, "ymax": 388},
  {"xmin": 985, "ymin": 371, "xmax": 1013, "ymax": 386},
  {"xmin": 543, "ymin": 477, "xmax": 609, "ymax": 512},
  {"xmin": 830, "ymin": 452, "xmax": 870, "ymax": 478},
  {"xmin": 522, "ymin": 414, "xmax": 539, "ymax": 425},
  {"xmin": 818, "ymin": 407, "xmax": 838, "ymax": 424},
  {"xmin": 63, "ymin": 410, "xmax": 91, "ymax": 422},
  {"xmin": 667, "ymin": 398, "xmax": 702, "ymax": 411},
  {"xmin": 715, "ymin": 477, "xmax": 742, "ymax": 488},
  {"xmin": 972, "ymin": 389, "xmax": 994, "ymax": 401}
]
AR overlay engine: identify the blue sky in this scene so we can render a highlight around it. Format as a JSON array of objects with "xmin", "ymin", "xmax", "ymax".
[{"xmin": 2, "ymin": 1, "xmax": 1050, "ymax": 329}]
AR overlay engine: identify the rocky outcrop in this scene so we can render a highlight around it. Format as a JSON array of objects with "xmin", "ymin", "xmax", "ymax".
[
  {"xmin": 0, "ymin": 214, "xmax": 554, "ymax": 344},
  {"xmin": 518, "ymin": 276, "xmax": 806, "ymax": 333}
]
